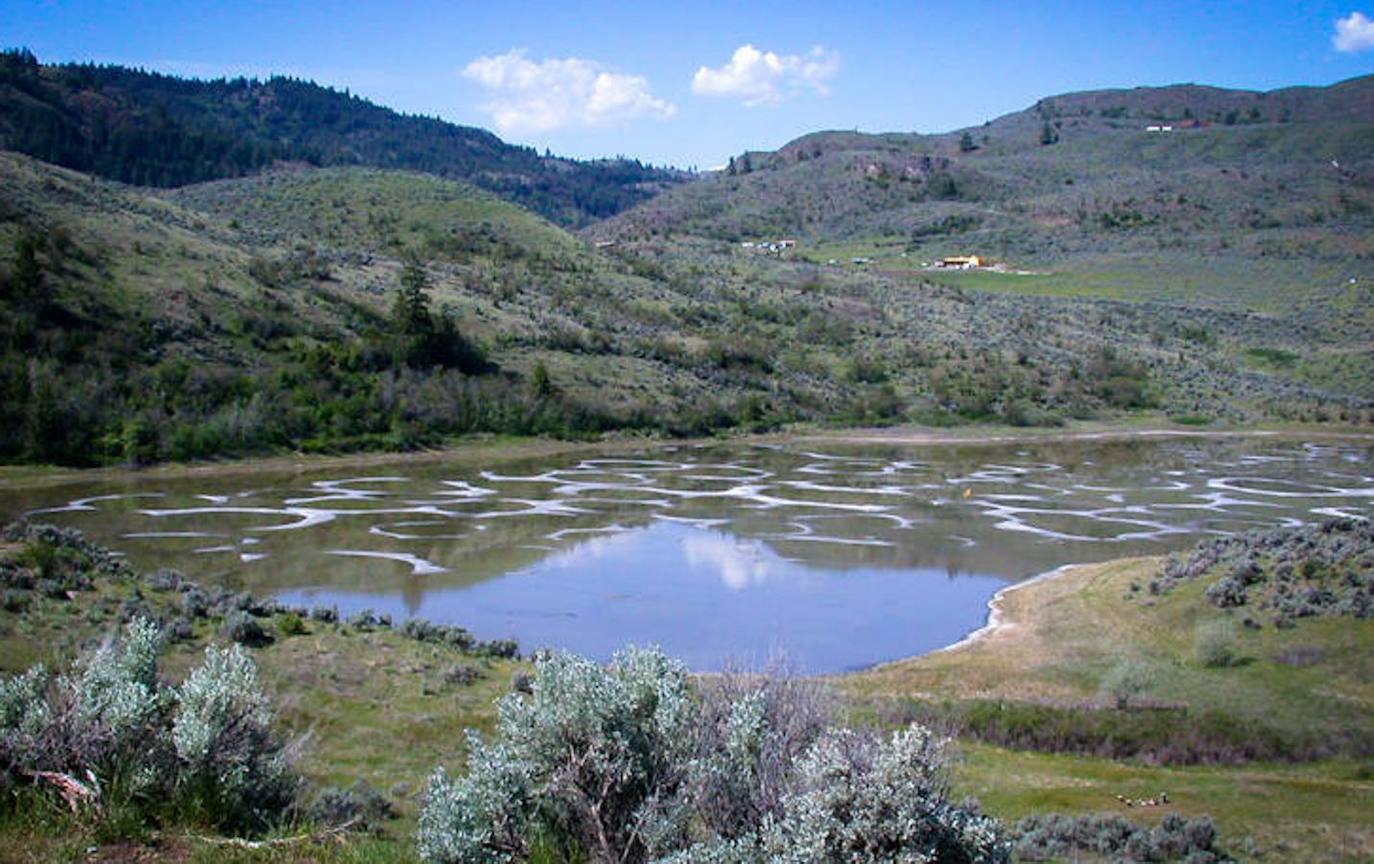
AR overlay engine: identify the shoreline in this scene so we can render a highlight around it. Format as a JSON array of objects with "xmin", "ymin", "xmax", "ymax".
[
  {"xmin": 929, "ymin": 563, "xmax": 1081, "ymax": 656},
  {"xmin": 2, "ymin": 420, "xmax": 1370, "ymax": 492},
  {"xmin": 794, "ymin": 423, "xmax": 1374, "ymax": 449}
]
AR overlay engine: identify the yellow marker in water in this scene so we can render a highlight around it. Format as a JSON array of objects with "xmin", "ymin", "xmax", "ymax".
[{"xmin": 963, "ymin": 488, "xmax": 973, "ymax": 499}]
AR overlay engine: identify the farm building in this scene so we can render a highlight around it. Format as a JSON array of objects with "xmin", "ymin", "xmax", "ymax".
[{"xmin": 938, "ymin": 255, "xmax": 983, "ymax": 269}]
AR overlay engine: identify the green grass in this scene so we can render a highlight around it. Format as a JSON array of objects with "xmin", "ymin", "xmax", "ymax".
[
  {"xmin": 849, "ymin": 557, "xmax": 1374, "ymax": 742},
  {"xmin": 955, "ymin": 746, "xmax": 1374, "ymax": 863},
  {"xmin": 844, "ymin": 556, "xmax": 1374, "ymax": 862}
]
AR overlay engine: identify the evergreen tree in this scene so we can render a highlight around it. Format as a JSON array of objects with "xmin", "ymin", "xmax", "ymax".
[{"xmin": 391, "ymin": 260, "xmax": 433, "ymax": 337}]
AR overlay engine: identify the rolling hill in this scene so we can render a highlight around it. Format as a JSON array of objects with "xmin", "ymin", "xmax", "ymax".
[
  {"xmin": 0, "ymin": 48, "xmax": 685, "ymax": 226},
  {"xmin": 0, "ymin": 67, "xmax": 1371, "ymax": 468},
  {"xmin": 599, "ymin": 76, "xmax": 1374, "ymax": 312},
  {"xmin": 2, "ymin": 148, "xmax": 1369, "ymax": 468}
]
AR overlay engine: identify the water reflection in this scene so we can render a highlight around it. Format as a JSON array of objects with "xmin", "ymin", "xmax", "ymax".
[
  {"xmin": 272, "ymin": 521, "xmax": 1008, "ymax": 671},
  {"xmin": 3, "ymin": 437, "xmax": 1371, "ymax": 671}
]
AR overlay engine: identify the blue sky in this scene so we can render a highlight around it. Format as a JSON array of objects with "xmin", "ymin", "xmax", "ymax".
[{"xmin": 4, "ymin": 1, "xmax": 1373, "ymax": 168}]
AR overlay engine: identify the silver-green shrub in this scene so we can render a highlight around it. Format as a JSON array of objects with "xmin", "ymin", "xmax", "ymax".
[
  {"xmin": 418, "ymin": 647, "xmax": 699, "ymax": 864},
  {"xmin": 763, "ymin": 724, "xmax": 1006, "ymax": 864},
  {"xmin": 69, "ymin": 615, "xmax": 164, "ymax": 738},
  {"xmin": 665, "ymin": 724, "xmax": 1007, "ymax": 864},
  {"xmin": 0, "ymin": 618, "xmax": 171, "ymax": 806},
  {"xmin": 1101, "ymin": 658, "xmax": 1154, "ymax": 710},
  {"xmin": 1194, "ymin": 619, "xmax": 1238, "ymax": 668},
  {"xmin": 172, "ymin": 643, "xmax": 296, "ymax": 830},
  {"xmin": 417, "ymin": 647, "xmax": 1008, "ymax": 864},
  {"xmin": 0, "ymin": 665, "xmax": 50, "ymax": 741},
  {"xmin": 0, "ymin": 618, "xmax": 296, "ymax": 833},
  {"xmin": 681, "ymin": 668, "xmax": 835, "ymax": 846}
]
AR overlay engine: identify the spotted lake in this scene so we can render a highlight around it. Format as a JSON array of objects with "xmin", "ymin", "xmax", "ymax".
[{"xmin": 3, "ymin": 436, "xmax": 1371, "ymax": 672}]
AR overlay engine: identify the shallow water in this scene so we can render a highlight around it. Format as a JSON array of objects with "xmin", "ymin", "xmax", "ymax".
[{"xmin": 3, "ymin": 437, "xmax": 1371, "ymax": 672}]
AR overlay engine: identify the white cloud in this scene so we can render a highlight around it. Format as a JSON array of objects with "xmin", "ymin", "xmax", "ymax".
[
  {"xmin": 691, "ymin": 44, "xmax": 840, "ymax": 106},
  {"xmin": 1334, "ymin": 11, "xmax": 1374, "ymax": 52},
  {"xmin": 462, "ymin": 50, "xmax": 676, "ymax": 134},
  {"xmin": 682, "ymin": 533, "xmax": 782, "ymax": 591}
]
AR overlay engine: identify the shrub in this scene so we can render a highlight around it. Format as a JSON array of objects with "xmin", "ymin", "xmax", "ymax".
[
  {"xmin": 276, "ymin": 612, "xmax": 307, "ymax": 637},
  {"xmin": 347, "ymin": 608, "xmax": 382, "ymax": 629},
  {"xmin": 417, "ymin": 647, "xmax": 1008, "ymax": 864},
  {"xmin": 2, "ymin": 590, "xmax": 30, "ymax": 612},
  {"xmin": 166, "ymin": 617, "xmax": 194, "ymax": 643},
  {"xmin": 1014, "ymin": 812, "xmax": 1221, "ymax": 862},
  {"xmin": 171, "ymin": 644, "xmax": 297, "ymax": 831},
  {"xmin": 754, "ymin": 724, "xmax": 1007, "ymax": 863},
  {"xmin": 420, "ymin": 647, "xmax": 697, "ymax": 863},
  {"xmin": 478, "ymin": 638, "xmax": 519, "ymax": 659},
  {"xmin": 0, "ymin": 618, "xmax": 300, "ymax": 835},
  {"xmin": 443, "ymin": 665, "xmax": 483, "ymax": 687},
  {"xmin": 306, "ymin": 781, "xmax": 395, "ymax": 834},
  {"xmin": 1101, "ymin": 659, "xmax": 1153, "ymax": 710},
  {"xmin": 146, "ymin": 569, "xmax": 184, "ymax": 592},
  {"xmin": 1194, "ymin": 619, "xmax": 1238, "ymax": 668},
  {"xmin": 181, "ymin": 586, "xmax": 209, "ymax": 618},
  {"xmin": 223, "ymin": 609, "xmax": 272, "ymax": 647}
]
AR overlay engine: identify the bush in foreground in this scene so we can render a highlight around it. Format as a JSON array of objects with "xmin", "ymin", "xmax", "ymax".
[
  {"xmin": 416, "ymin": 647, "xmax": 1008, "ymax": 864},
  {"xmin": 0, "ymin": 618, "xmax": 298, "ymax": 835}
]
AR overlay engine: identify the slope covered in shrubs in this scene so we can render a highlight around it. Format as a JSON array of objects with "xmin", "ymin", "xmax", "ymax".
[{"xmin": 1154, "ymin": 518, "xmax": 1374, "ymax": 625}]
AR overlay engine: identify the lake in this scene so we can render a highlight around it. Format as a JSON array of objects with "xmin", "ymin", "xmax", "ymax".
[{"xmin": 3, "ymin": 436, "xmax": 1371, "ymax": 672}]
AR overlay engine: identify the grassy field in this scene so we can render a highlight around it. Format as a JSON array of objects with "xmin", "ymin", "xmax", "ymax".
[{"xmin": 845, "ymin": 556, "xmax": 1374, "ymax": 863}]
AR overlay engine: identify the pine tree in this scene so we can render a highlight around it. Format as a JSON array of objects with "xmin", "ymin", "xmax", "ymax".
[{"xmin": 391, "ymin": 259, "xmax": 433, "ymax": 336}]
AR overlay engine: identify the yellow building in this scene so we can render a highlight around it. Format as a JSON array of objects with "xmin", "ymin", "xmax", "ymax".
[{"xmin": 939, "ymin": 255, "xmax": 982, "ymax": 269}]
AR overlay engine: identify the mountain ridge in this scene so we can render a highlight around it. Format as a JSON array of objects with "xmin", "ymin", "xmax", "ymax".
[{"xmin": 0, "ymin": 48, "xmax": 686, "ymax": 227}]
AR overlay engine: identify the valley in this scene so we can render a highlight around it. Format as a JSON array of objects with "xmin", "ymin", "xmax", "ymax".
[{"xmin": 0, "ymin": 46, "xmax": 1371, "ymax": 864}]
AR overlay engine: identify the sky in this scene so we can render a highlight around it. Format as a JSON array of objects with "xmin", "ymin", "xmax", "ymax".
[{"xmin": 4, "ymin": 1, "xmax": 1373, "ymax": 169}]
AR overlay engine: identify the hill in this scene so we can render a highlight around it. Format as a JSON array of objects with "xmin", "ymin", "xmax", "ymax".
[
  {"xmin": 2, "ymin": 67, "xmax": 1373, "ymax": 466},
  {"xmin": 0, "ymin": 48, "xmax": 684, "ymax": 226},
  {"xmin": 600, "ymin": 76, "xmax": 1374, "ymax": 313},
  {"xmin": 1, "ymin": 147, "xmax": 1370, "ymax": 467}
]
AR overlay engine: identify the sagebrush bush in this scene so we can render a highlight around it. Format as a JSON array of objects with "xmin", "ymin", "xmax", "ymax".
[
  {"xmin": 0, "ymin": 618, "xmax": 298, "ymax": 835},
  {"xmin": 1101, "ymin": 659, "xmax": 1154, "ymax": 710},
  {"xmin": 222, "ymin": 609, "xmax": 272, "ymax": 646},
  {"xmin": 417, "ymin": 647, "xmax": 1008, "ymax": 864},
  {"xmin": 1014, "ymin": 811, "xmax": 1224, "ymax": 862},
  {"xmin": 306, "ymin": 781, "xmax": 396, "ymax": 834},
  {"xmin": 172, "ymin": 643, "xmax": 297, "ymax": 831}
]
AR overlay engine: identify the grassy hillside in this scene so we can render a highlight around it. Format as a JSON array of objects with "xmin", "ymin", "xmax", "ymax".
[
  {"xmin": 844, "ymin": 536, "xmax": 1374, "ymax": 862},
  {"xmin": 0, "ymin": 48, "xmax": 684, "ymax": 226},
  {"xmin": 600, "ymin": 77, "xmax": 1374, "ymax": 313},
  {"xmin": 164, "ymin": 169, "xmax": 586, "ymax": 261},
  {"xmin": 0, "ymin": 148, "xmax": 1371, "ymax": 466}
]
